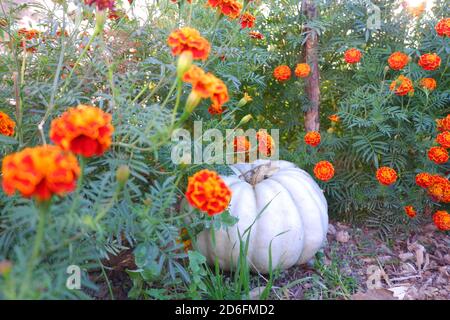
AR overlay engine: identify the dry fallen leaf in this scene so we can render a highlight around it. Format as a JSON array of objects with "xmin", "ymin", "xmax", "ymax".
[{"xmin": 351, "ymin": 289, "xmax": 398, "ymax": 300}]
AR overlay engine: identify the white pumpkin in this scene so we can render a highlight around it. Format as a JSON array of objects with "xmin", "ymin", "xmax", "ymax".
[{"xmin": 196, "ymin": 159, "xmax": 328, "ymax": 274}]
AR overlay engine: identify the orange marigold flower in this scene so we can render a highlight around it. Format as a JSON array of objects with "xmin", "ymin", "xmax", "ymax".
[
  {"xmin": 304, "ymin": 131, "xmax": 321, "ymax": 147},
  {"xmin": 256, "ymin": 130, "xmax": 275, "ymax": 157},
  {"xmin": 85, "ymin": 0, "xmax": 115, "ymax": 11},
  {"xmin": 427, "ymin": 146, "xmax": 449, "ymax": 164},
  {"xmin": 249, "ymin": 30, "xmax": 264, "ymax": 39},
  {"xmin": 295, "ymin": 63, "xmax": 311, "ymax": 78},
  {"xmin": 436, "ymin": 131, "xmax": 450, "ymax": 149},
  {"xmin": 176, "ymin": 228, "xmax": 193, "ymax": 253},
  {"xmin": 185, "ymin": 169, "xmax": 232, "ymax": 216},
  {"xmin": 344, "ymin": 48, "xmax": 362, "ymax": 64},
  {"xmin": 183, "ymin": 65, "xmax": 229, "ymax": 111},
  {"xmin": 436, "ymin": 115, "xmax": 450, "ymax": 132},
  {"xmin": 404, "ymin": 206, "xmax": 416, "ymax": 218},
  {"xmin": 208, "ymin": 0, "xmax": 242, "ymax": 20},
  {"xmin": 314, "ymin": 161, "xmax": 335, "ymax": 182},
  {"xmin": 234, "ymin": 136, "xmax": 251, "ymax": 154},
  {"xmin": 404, "ymin": 1, "xmax": 425, "ymax": 17},
  {"xmin": 50, "ymin": 105, "xmax": 114, "ymax": 158},
  {"xmin": 0, "ymin": 111, "xmax": 15, "ymax": 137},
  {"xmin": 432, "ymin": 210, "xmax": 450, "ymax": 231},
  {"xmin": 418, "ymin": 53, "xmax": 441, "ymax": 71},
  {"xmin": 240, "ymin": 12, "xmax": 255, "ymax": 29},
  {"xmin": 208, "ymin": 103, "xmax": 224, "ymax": 115},
  {"xmin": 427, "ymin": 175, "xmax": 450, "ymax": 203},
  {"xmin": 415, "ymin": 172, "xmax": 434, "ymax": 188},
  {"xmin": 389, "ymin": 75, "xmax": 414, "ymax": 96},
  {"xmin": 18, "ymin": 28, "xmax": 40, "ymax": 40},
  {"xmin": 387, "ymin": 52, "xmax": 409, "ymax": 70},
  {"xmin": 273, "ymin": 65, "xmax": 291, "ymax": 82},
  {"xmin": 167, "ymin": 27, "xmax": 211, "ymax": 61},
  {"xmin": 420, "ymin": 78, "xmax": 437, "ymax": 91},
  {"xmin": 376, "ymin": 167, "xmax": 397, "ymax": 186},
  {"xmin": 435, "ymin": 18, "xmax": 450, "ymax": 37},
  {"xmin": 328, "ymin": 114, "xmax": 340, "ymax": 123},
  {"xmin": 1, "ymin": 145, "xmax": 80, "ymax": 201}
]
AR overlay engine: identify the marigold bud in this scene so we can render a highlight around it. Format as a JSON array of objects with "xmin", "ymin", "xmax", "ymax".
[
  {"xmin": 237, "ymin": 93, "xmax": 253, "ymax": 108},
  {"xmin": 185, "ymin": 91, "xmax": 202, "ymax": 113},
  {"xmin": 116, "ymin": 165, "xmax": 130, "ymax": 187},
  {"xmin": 238, "ymin": 114, "xmax": 253, "ymax": 126},
  {"xmin": 177, "ymin": 51, "xmax": 193, "ymax": 78}
]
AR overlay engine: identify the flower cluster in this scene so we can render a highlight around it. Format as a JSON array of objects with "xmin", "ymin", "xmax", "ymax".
[
  {"xmin": 387, "ymin": 52, "xmax": 409, "ymax": 70},
  {"xmin": 182, "ymin": 65, "xmax": 229, "ymax": 114},
  {"xmin": 0, "ymin": 111, "xmax": 15, "ymax": 137},
  {"xmin": 376, "ymin": 167, "xmax": 397, "ymax": 186},
  {"xmin": 389, "ymin": 75, "xmax": 414, "ymax": 96},
  {"xmin": 418, "ymin": 53, "xmax": 441, "ymax": 71},
  {"xmin": 167, "ymin": 27, "xmax": 211, "ymax": 61},
  {"xmin": 417, "ymin": 173, "xmax": 450, "ymax": 204},
  {"xmin": 50, "ymin": 105, "xmax": 114, "ymax": 158},
  {"xmin": 185, "ymin": 169, "xmax": 232, "ymax": 216},
  {"xmin": 207, "ymin": 0, "xmax": 242, "ymax": 20},
  {"xmin": 435, "ymin": 18, "xmax": 450, "ymax": 37},
  {"xmin": 2, "ymin": 145, "xmax": 80, "ymax": 201},
  {"xmin": 432, "ymin": 210, "xmax": 450, "ymax": 231},
  {"xmin": 404, "ymin": 206, "xmax": 416, "ymax": 218},
  {"xmin": 344, "ymin": 48, "xmax": 362, "ymax": 64},
  {"xmin": 304, "ymin": 131, "xmax": 321, "ymax": 147},
  {"xmin": 273, "ymin": 65, "xmax": 291, "ymax": 82},
  {"xmin": 294, "ymin": 63, "xmax": 311, "ymax": 78},
  {"xmin": 314, "ymin": 161, "xmax": 335, "ymax": 182},
  {"xmin": 420, "ymin": 78, "xmax": 437, "ymax": 91},
  {"xmin": 427, "ymin": 146, "xmax": 449, "ymax": 164}
]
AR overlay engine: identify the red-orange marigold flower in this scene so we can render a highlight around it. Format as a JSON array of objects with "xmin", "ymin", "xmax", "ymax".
[
  {"xmin": 240, "ymin": 12, "xmax": 255, "ymax": 29},
  {"xmin": 376, "ymin": 167, "xmax": 397, "ymax": 186},
  {"xmin": 208, "ymin": 0, "xmax": 242, "ymax": 20},
  {"xmin": 427, "ymin": 176, "xmax": 450, "ymax": 203},
  {"xmin": 328, "ymin": 114, "xmax": 340, "ymax": 123},
  {"xmin": 1, "ymin": 145, "xmax": 80, "ymax": 201},
  {"xmin": 273, "ymin": 65, "xmax": 291, "ymax": 82},
  {"xmin": 389, "ymin": 75, "xmax": 414, "ymax": 96},
  {"xmin": 435, "ymin": 18, "xmax": 450, "ymax": 37},
  {"xmin": 50, "ymin": 105, "xmax": 114, "ymax": 158},
  {"xmin": 404, "ymin": 206, "xmax": 416, "ymax": 218},
  {"xmin": 420, "ymin": 78, "xmax": 437, "ymax": 91},
  {"xmin": 436, "ymin": 115, "xmax": 450, "ymax": 132},
  {"xmin": 183, "ymin": 65, "xmax": 229, "ymax": 110},
  {"xmin": 418, "ymin": 53, "xmax": 441, "ymax": 71},
  {"xmin": 436, "ymin": 131, "xmax": 450, "ymax": 149},
  {"xmin": 314, "ymin": 161, "xmax": 335, "ymax": 182},
  {"xmin": 427, "ymin": 146, "xmax": 449, "ymax": 164},
  {"xmin": 387, "ymin": 52, "xmax": 409, "ymax": 70},
  {"xmin": 415, "ymin": 172, "xmax": 434, "ymax": 188},
  {"xmin": 208, "ymin": 103, "xmax": 224, "ymax": 115},
  {"xmin": 432, "ymin": 210, "xmax": 450, "ymax": 231},
  {"xmin": 249, "ymin": 31, "xmax": 264, "ymax": 39},
  {"xmin": 0, "ymin": 111, "xmax": 15, "ymax": 137},
  {"xmin": 85, "ymin": 0, "xmax": 115, "ymax": 11},
  {"xmin": 18, "ymin": 28, "xmax": 40, "ymax": 40},
  {"xmin": 185, "ymin": 169, "xmax": 232, "ymax": 216},
  {"xmin": 256, "ymin": 130, "xmax": 275, "ymax": 157},
  {"xmin": 295, "ymin": 63, "xmax": 311, "ymax": 78},
  {"xmin": 304, "ymin": 131, "xmax": 321, "ymax": 147},
  {"xmin": 167, "ymin": 27, "xmax": 211, "ymax": 61},
  {"xmin": 344, "ymin": 48, "xmax": 362, "ymax": 64},
  {"xmin": 234, "ymin": 136, "xmax": 251, "ymax": 153}
]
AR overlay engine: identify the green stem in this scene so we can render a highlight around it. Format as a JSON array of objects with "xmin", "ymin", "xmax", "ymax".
[
  {"xmin": 19, "ymin": 201, "xmax": 50, "ymax": 299},
  {"xmin": 69, "ymin": 157, "xmax": 85, "ymax": 216}
]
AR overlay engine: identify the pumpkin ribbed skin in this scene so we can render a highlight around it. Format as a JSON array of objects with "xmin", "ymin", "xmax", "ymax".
[{"xmin": 196, "ymin": 160, "xmax": 328, "ymax": 273}]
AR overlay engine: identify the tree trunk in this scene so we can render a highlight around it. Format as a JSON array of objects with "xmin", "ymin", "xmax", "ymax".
[{"xmin": 301, "ymin": 0, "xmax": 320, "ymax": 132}]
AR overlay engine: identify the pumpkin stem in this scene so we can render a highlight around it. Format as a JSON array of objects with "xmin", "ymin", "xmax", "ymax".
[{"xmin": 240, "ymin": 163, "xmax": 279, "ymax": 186}]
